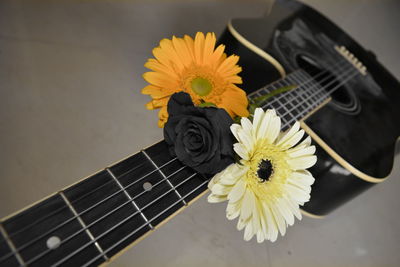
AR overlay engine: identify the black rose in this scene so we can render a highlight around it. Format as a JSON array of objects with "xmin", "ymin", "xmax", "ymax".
[{"xmin": 164, "ymin": 92, "xmax": 234, "ymax": 175}]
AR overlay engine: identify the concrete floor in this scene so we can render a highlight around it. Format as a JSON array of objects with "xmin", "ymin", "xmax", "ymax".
[{"xmin": 1, "ymin": 0, "xmax": 399, "ymax": 266}]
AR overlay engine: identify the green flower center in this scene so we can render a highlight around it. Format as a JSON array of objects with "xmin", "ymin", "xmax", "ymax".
[{"xmin": 191, "ymin": 77, "xmax": 212, "ymax": 96}]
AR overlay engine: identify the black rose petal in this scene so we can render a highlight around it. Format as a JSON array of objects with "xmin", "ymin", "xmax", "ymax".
[{"xmin": 163, "ymin": 92, "xmax": 235, "ymax": 175}]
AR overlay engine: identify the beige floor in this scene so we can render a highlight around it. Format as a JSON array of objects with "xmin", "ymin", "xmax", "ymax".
[{"xmin": 1, "ymin": 0, "xmax": 400, "ymax": 266}]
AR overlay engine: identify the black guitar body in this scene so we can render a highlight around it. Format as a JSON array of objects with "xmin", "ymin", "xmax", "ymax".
[{"xmin": 218, "ymin": 0, "xmax": 400, "ymax": 216}]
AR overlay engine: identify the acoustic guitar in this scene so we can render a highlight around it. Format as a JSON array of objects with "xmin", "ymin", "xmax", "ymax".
[{"xmin": 1, "ymin": 0, "xmax": 399, "ymax": 266}]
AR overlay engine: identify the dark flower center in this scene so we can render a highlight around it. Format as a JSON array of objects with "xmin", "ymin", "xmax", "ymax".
[{"xmin": 257, "ymin": 159, "xmax": 273, "ymax": 182}]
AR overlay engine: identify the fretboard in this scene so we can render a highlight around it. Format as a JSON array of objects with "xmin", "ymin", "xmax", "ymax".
[
  {"xmin": 0, "ymin": 141, "xmax": 208, "ymax": 267},
  {"xmin": 248, "ymin": 69, "xmax": 330, "ymax": 129}
]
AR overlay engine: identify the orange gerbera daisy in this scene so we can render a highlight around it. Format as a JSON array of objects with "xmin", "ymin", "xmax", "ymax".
[{"xmin": 142, "ymin": 32, "xmax": 249, "ymax": 127}]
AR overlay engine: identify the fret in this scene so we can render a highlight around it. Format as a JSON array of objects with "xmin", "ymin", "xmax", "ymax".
[
  {"xmin": 1, "ymin": 194, "xmax": 103, "ymax": 266},
  {"xmin": 109, "ymin": 145, "xmax": 183, "ymax": 231},
  {"xmin": 0, "ymin": 224, "xmax": 24, "ymax": 266},
  {"xmin": 144, "ymin": 142, "xmax": 208, "ymax": 206},
  {"xmin": 290, "ymin": 73, "xmax": 310, "ymax": 108},
  {"xmin": 106, "ymin": 168, "xmax": 154, "ymax": 230},
  {"xmin": 292, "ymin": 72, "xmax": 316, "ymax": 108},
  {"xmin": 59, "ymin": 192, "xmax": 108, "ymax": 261},
  {"xmin": 64, "ymin": 159, "xmax": 150, "ymax": 259},
  {"xmin": 273, "ymin": 81, "xmax": 289, "ymax": 125},
  {"xmin": 299, "ymin": 70, "xmax": 328, "ymax": 107},
  {"xmin": 251, "ymin": 68, "xmax": 334, "ymax": 130},
  {"xmin": 141, "ymin": 150, "xmax": 187, "ymax": 206}
]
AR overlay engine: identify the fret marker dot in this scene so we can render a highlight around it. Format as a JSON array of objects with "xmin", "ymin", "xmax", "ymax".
[
  {"xmin": 46, "ymin": 236, "xmax": 61, "ymax": 250},
  {"xmin": 143, "ymin": 182, "xmax": 152, "ymax": 191}
]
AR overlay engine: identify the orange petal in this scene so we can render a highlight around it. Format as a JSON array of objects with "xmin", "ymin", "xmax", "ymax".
[
  {"xmin": 144, "ymin": 59, "xmax": 179, "ymax": 79},
  {"xmin": 183, "ymin": 35, "xmax": 195, "ymax": 60},
  {"xmin": 143, "ymin": 71, "xmax": 178, "ymax": 89},
  {"xmin": 158, "ymin": 106, "xmax": 169, "ymax": 128},
  {"xmin": 152, "ymin": 97, "xmax": 169, "ymax": 108},
  {"xmin": 217, "ymin": 54, "xmax": 240, "ymax": 73},
  {"xmin": 159, "ymin": 38, "xmax": 185, "ymax": 72},
  {"xmin": 209, "ymin": 44, "xmax": 225, "ymax": 67},
  {"xmin": 220, "ymin": 88, "xmax": 249, "ymax": 117},
  {"xmin": 203, "ymin": 32, "xmax": 216, "ymax": 63},
  {"xmin": 194, "ymin": 32, "xmax": 205, "ymax": 65},
  {"xmin": 172, "ymin": 36, "xmax": 193, "ymax": 67},
  {"xmin": 145, "ymin": 101, "xmax": 156, "ymax": 110},
  {"xmin": 141, "ymin": 85, "xmax": 173, "ymax": 99},
  {"xmin": 152, "ymin": 47, "xmax": 176, "ymax": 72}
]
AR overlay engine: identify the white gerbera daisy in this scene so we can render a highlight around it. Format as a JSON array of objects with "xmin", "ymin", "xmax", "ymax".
[{"xmin": 208, "ymin": 108, "xmax": 316, "ymax": 243}]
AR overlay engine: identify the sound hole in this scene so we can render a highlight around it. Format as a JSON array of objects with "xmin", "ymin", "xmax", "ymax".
[{"xmin": 296, "ymin": 54, "xmax": 358, "ymax": 113}]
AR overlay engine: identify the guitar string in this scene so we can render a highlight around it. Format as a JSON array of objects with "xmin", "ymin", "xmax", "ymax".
[
  {"xmin": 280, "ymin": 70, "xmax": 346, "ymax": 129},
  {"xmin": 81, "ymin": 180, "xmax": 209, "ymax": 267},
  {"xmin": 270, "ymin": 69, "xmax": 352, "ymax": 128},
  {"xmin": 27, "ymin": 170, "xmax": 201, "ymax": 265},
  {"xmin": 246, "ymin": 55, "xmax": 348, "ymax": 100},
  {"xmin": 0, "ymin": 157, "xmax": 176, "ymax": 244},
  {"xmin": 30, "ymin": 63, "xmax": 361, "ymax": 266},
  {"xmin": 0, "ymin": 58, "xmax": 358, "ymax": 264},
  {"xmin": 252, "ymin": 55, "xmax": 350, "ymax": 111},
  {"xmin": 0, "ymin": 156, "xmax": 181, "ymax": 263},
  {"xmin": 0, "ymin": 54, "xmax": 351, "ymax": 256},
  {"xmin": 245, "ymin": 57, "xmax": 352, "ymax": 124},
  {"xmin": 274, "ymin": 69, "xmax": 360, "ymax": 129}
]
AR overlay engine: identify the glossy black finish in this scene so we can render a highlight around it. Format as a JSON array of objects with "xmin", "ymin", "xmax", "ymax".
[{"xmin": 219, "ymin": 0, "xmax": 400, "ymax": 215}]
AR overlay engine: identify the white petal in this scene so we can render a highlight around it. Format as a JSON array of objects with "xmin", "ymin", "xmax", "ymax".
[
  {"xmin": 284, "ymin": 197, "xmax": 302, "ymax": 220},
  {"xmin": 237, "ymin": 218, "xmax": 247, "ymax": 231},
  {"xmin": 266, "ymin": 116, "xmax": 281, "ymax": 144},
  {"xmin": 276, "ymin": 121, "xmax": 300, "ymax": 146},
  {"xmin": 270, "ymin": 203, "xmax": 287, "ymax": 236},
  {"xmin": 258, "ymin": 202, "xmax": 268, "ymax": 238},
  {"xmin": 240, "ymin": 189, "xmax": 255, "ymax": 222},
  {"xmin": 286, "ymin": 184, "xmax": 310, "ymax": 204},
  {"xmin": 207, "ymin": 194, "xmax": 227, "ymax": 203},
  {"xmin": 262, "ymin": 202, "xmax": 278, "ymax": 242},
  {"xmin": 276, "ymin": 198, "xmax": 295, "ymax": 226},
  {"xmin": 241, "ymin": 117, "xmax": 253, "ymax": 136},
  {"xmin": 287, "ymin": 155, "xmax": 317, "ymax": 170},
  {"xmin": 233, "ymin": 143, "xmax": 249, "ymax": 160},
  {"xmin": 244, "ymin": 221, "xmax": 254, "ymax": 241},
  {"xmin": 252, "ymin": 108, "xmax": 265, "ymax": 135},
  {"xmin": 288, "ymin": 172, "xmax": 313, "ymax": 192},
  {"xmin": 210, "ymin": 183, "xmax": 231, "ymax": 196},
  {"xmin": 219, "ymin": 165, "xmax": 246, "ymax": 186},
  {"xmin": 227, "ymin": 179, "xmax": 246, "ymax": 203},
  {"xmin": 226, "ymin": 201, "xmax": 241, "ymax": 220},
  {"xmin": 291, "ymin": 170, "xmax": 315, "ymax": 186},
  {"xmin": 300, "ymin": 136, "xmax": 312, "ymax": 146},
  {"xmin": 230, "ymin": 123, "xmax": 242, "ymax": 142},
  {"xmin": 288, "ymin": 145, "xmax": 316, "ymax": 158},
  {"xmin": 257, "ymin": 109, "xmax": 274, "ymax": 140},
  {"xmin": 238, "ymin": 130, "xmax": 253, "ymax": 151},
  {"xmin": 279, "ymin": 129, "xmax": 305, "ymax": 148},
  {"xmin": 257, "ymin": 230, "xmax": 265, "ymax": 243}
]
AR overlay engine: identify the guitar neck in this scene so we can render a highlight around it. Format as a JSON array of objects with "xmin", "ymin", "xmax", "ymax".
[{"xmin": 0, "ymin": 141, "xmax": 208, "ymax": 267}]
